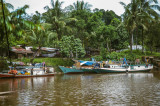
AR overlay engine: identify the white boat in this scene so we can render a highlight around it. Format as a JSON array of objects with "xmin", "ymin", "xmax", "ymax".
[{"xmin": 94, "ymin": 64, "xmax": 153, "ymax": 73}]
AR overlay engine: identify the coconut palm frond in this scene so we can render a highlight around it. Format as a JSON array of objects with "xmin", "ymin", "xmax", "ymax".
[
  {"xmin": 151, "ymin": 5, "xmax": 160, "ymax": 11},
  {"xmin": 6, "ymin": 3, "xmax": 14, "ymax": 10},
  {"xmin": 119, "ymin": 2, "xmax": 127, "ymax": 8},
  {"xmin": 44, "ymin": 6, "xmax": 50, "ymax": 10}
]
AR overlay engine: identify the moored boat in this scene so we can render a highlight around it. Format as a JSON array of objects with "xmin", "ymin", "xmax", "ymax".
[
  {"xmin": 0, "ymin": 66, "xmax": 55, "ymax": 78},
  {"xmin": 59, "ymin": 66, "xmax": 83, "ymax": 74},
  {"xmin": 59, "ymin": 58, "xmax": 97, "ymax": 74},
  {"xmin": 94, "ymin": 64, "xmax": 153, "ymax": 73},
  {"xmin": 0, "ymin": 73, "xmax": 54, "ymax": 78}
]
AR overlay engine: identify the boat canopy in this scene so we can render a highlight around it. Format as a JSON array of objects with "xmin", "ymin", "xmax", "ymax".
[{"xmin": 79, "ymin": 60, "xmax": 96, "ymax": 66}]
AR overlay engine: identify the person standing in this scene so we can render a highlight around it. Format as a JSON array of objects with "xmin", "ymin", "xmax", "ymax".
[
  {"xmin": 31, "ymin": 68, "xmax": 33, "ymax": 75},
  {"xmin": 43, "ymin": 62, "xmax": 45, "ymax": 72}
]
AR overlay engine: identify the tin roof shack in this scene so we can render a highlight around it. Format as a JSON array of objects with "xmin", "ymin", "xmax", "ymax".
[
  {"xmin": 11, "ymin": 47, "xmax": 34, "ymax": 59},
  {"xmin": 40, "ymin": 47, "xmax": 59, "ymax": 57}
]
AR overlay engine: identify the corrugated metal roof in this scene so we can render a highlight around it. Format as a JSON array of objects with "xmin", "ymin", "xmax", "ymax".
[{"xmin": 11, "ymin": 47, "xmax": 34, "ymax": 54}]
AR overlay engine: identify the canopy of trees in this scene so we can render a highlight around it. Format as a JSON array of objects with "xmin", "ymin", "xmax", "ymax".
[{"xmin": 0, "ymin": 0, "xmax": 160, "ymax": 58}]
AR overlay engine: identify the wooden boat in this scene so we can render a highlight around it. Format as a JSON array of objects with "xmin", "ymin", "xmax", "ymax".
[
  {"xmin": 79, "ymin": 60, "xmax": 97, "ymax": 73},
  {"xmin": 94, "ymin": 64, "xmax": 153, "ymax": 73},
  {"xmin": 0, "ymin": 67, "xmax": 54, "ymax": 78},
  {"xmin": 0, "ymin": 73, "xmax": 54, "ymax": 78},
  {"xmin": 59, "ymin": 66, "xmax": 83, "ymax": 74},
  {"xmin": 59, "ymin": 57, "xmax": 153, "ymax": 74},
  {"xmin": 59, "ymin": 59, "xmax": 97, "ymax": 74}
]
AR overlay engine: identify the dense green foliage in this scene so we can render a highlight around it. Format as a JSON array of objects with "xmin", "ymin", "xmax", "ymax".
[
  {"xmin": 91, "ymin": 50, "xmax": 160, "ymax": 62},
  {"xmin": 0, "ymin": 0, "xmax": 160, "ymax": 59},
  {"xmin": 120, "ymin": 0, "xmax": 160, "ymax": 53},
  {"xmin": 59, "ymin": 36, "xmax": 85, "ymax": 58},
  {"xmin": 0, "ymin": 57, "xmax": 9, "ymax": 71}
]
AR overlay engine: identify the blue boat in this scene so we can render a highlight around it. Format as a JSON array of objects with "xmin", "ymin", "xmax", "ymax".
[
  {"xmin": 59, "ymin": 58, "xmax": 97, "ymax": 74},
  {"xmin": 59, "ymin": 66, "xmax": 83, "ymax": 74}
]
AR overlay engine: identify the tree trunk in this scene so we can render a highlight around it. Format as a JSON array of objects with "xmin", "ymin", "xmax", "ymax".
[
  {"xmin": 31, "ymin": 46, "xmax": 41, "ymax": 63},
  {"xmin": 150, "ymin": 46, "xmax": 152, "ymax": 54},
  {"xmin": 132, "ymin": 32, "xmax": 134, "ymax": 47},
  {"xmin": 150, "ymin": 41, "xmax": 153, "ymax": 54},
  {"xmin": 38, "ymin": 46, "xmax": 41, "ymax": 57},
  {"xmin": 136, "ymin": 28, "xmax": 138, "ymax": 50},
  {"xmin": 110, "ymin": 40, "xmax": 112, "ymax": 53},
  {"xmin": 1, "ymin": 0, "xmax": 11, "ymax": 64},
  {"xmin": 70, "ymin": 51, "xmax": 73, "ymax": 58},
  {"xmin": 130, "ymin": 32, "xmax": 133, "ymax": 53},
  {"xmin": 76, "ymin": 49, "xmax": 78, "ymax": 59},
  {"xmin": 142, "ymin": 27, "xmax": 144, "ymax": 53},
  {"xmin": 106, "ymin": 40, "xmax": 110, "ymax": 53}
]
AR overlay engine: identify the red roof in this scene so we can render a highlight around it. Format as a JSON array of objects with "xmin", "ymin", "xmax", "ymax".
[{"xmin": 11, "ymin": 47, "xmax": 34, "ymax": 54}]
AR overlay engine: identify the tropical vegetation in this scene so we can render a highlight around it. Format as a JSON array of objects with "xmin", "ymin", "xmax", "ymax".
[{"xmin": 0, "ymin": 0, "xmax": 160, "ymax": 61}]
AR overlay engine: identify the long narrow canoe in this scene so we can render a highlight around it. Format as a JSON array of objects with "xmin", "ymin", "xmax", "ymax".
[{"xmin": 0, "ymin": 73, "xmax": 54, "ymax": 78}]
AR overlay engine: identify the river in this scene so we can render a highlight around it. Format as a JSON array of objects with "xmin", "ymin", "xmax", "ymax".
[{"xmin": 0, "ymin": 72, "xmax": 160, "ymax": 106}]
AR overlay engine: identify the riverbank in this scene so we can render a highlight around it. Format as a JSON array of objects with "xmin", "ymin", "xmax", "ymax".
[{"xmin": 1, "ymin": 50, "xmax": 160, "ymax": 73}]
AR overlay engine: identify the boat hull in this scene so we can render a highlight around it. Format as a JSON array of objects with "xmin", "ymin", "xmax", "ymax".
[
  {"xmin": 0, "ymin": 73, "xmax": 54, "ymax": 78},
  {"xmin": 59, "ymin": 66, "xmax": 83, "ymax": 74},
  {"xmin": 94, "ymin": 68, "xmax": 151, "ymax": 73},
  {"xmin": 81, "ymin": 68, "xmax": 97, "ymax": 73}
]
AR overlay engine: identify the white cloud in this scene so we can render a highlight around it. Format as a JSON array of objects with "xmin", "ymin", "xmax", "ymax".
[{"xmin": 5, "ymin": 0, "xmax": 130, "ymax": 15}]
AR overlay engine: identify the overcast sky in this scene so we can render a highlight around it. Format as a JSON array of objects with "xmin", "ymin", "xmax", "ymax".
[{"xmin": 5, "ymin": 0, "xmax": 131, "ymax": 16}]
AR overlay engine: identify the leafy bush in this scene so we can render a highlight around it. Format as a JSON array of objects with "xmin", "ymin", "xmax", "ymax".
[
  {"xmin": 21, "ymin": 58, "xmax": 30, "ymax": 64},
  {"xmin": 59, "ymin": 36, "xmax": 86, "ymax": 58},
  {"xmin": 0, "ymin": 58, "xmax": 9, "ymax": 72},
  {"xmin": 91, "ymin": 55, "xmax": 103, "ymax": 61},
  {"xmin": 100, "ymin": 45, "xmax": 107, "ymax": 59},
  {"xmin": 105, "ymin": 49, "xmax": 160, "ymax": 62},
  {"xmin": 106, "ymin": 50, "xmax": 140, "ymax": 61}
]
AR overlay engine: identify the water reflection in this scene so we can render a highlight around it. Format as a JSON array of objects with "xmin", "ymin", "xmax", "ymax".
[{"xmin": 0, "ymin": 73, "xmax": 160, "ymax": 105}]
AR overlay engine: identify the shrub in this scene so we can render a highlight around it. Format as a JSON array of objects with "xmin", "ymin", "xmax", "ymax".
[
  {"xmin": 91, "ymin": 55, "xmax": 103, "ymax": 61},
  {"xmin": 21, "ymin": 58, "xmax": 30, "ymax": 64},
  {"xmin": 100, "ymin": 45, "xmax": 107, "ymax": 59},
  {"xmin": 0, "ymin": 58, "xmax": 9, "ymax": 72}
]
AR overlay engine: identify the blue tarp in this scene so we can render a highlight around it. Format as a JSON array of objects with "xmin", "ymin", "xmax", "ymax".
[{"xmin": 79, "ymin": 60, "xmax": 96, "ymax": 66}]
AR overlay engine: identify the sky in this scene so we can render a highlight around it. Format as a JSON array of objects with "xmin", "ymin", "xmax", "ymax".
[{"xmin": 5, "ymin": 0, "xmax": 131, "ymax": 16}]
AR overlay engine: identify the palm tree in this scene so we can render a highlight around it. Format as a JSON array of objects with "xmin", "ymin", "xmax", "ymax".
[
  {"xmin": 120, "ymin": 0, "xmax": 140, "ymax": 53},
  {"xmin": 0, "ymin": 0, "xmax": 14, "ymax": 62},
  {"xmin": 120, "ymin": 0, "xmax": 160, "ymax": 53},
  {"xmin": 43, "ymin": 0, "xmax": 78, "ymax": 41},
  {"xmin": 44, "ymin": 0, "xmax": 64, "ymax": 19},
  {"xmin": 29, "ymin": 24, "xmax": 48, "ymax": 57},
  {"xmin": 138, "ymin": 0, "xmax": 160, "ymax": 53},
  {"xmin": 43, "ymin": 0, "xmax": 64, "ymax": 40},
  {"xmin": 66, "ymin": 1, "xmax": 92, "ymax": 11}
]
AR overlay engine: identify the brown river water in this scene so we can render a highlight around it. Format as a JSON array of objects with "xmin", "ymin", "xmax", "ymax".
[{"xmin": 0, "ymin": 72, "xmax": 160, "ymax": 106}]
